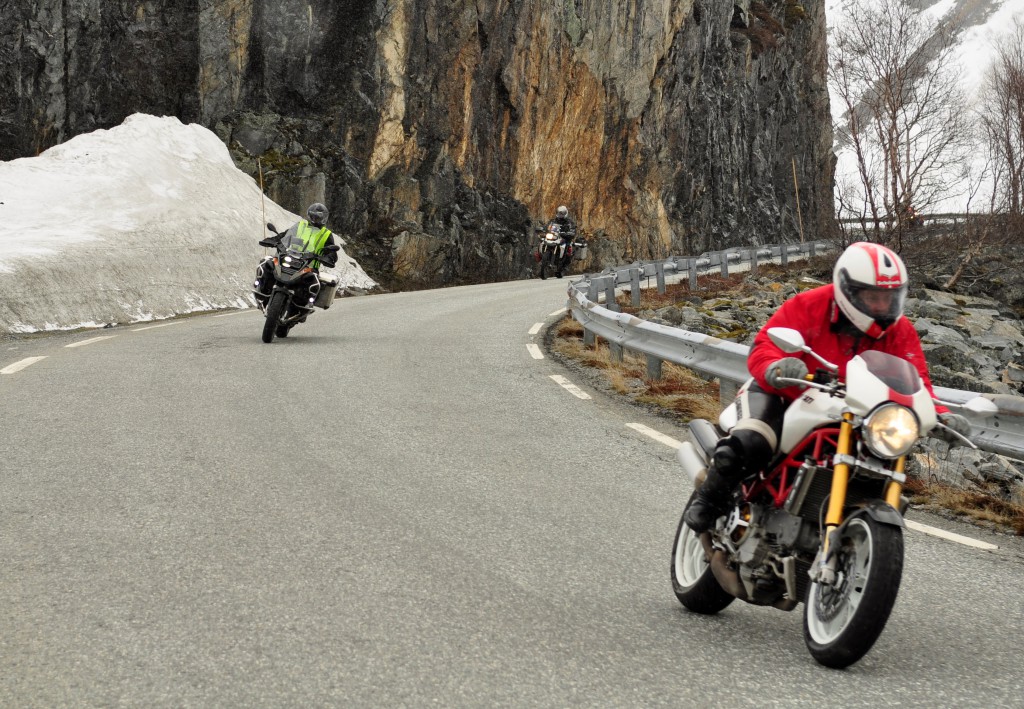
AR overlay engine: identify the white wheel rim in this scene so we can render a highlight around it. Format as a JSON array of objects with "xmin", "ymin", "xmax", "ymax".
[
  {"xmin": 806, "ymin": 517, "xmax": 873, "ymax": 644},
  {"xmin": 673, "ymin": 523, "xmax": 709, "ymax": 589}
]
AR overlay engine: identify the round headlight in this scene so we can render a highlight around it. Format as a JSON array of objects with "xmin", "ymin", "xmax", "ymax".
[{"xmin": 863, "ymin": 404, "xmax": 920, "ymax": 459}]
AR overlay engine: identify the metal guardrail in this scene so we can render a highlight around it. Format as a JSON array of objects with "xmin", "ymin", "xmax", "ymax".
[{"xmin": 566, "ymin": 243, "xmax": 1024, "ymax": 461}]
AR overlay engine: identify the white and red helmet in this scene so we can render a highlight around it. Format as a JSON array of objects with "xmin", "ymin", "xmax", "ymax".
[{"xmin": 833, "ymin": 241, "xmax": 908, "ymax": 338}]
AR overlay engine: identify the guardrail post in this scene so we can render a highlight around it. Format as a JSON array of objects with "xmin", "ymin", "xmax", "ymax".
[
  {"xmin": 721, "ymin": 254, "xmax": 729, "ymax": 278},
  {"xmin": 646, "ymin": 354, "xmax": 663, "ymax": 380},
  {"xmin": 810, "ymin": 241, "xmax": 817, "ymax": 258},
  {"xmin": 655, "ymin": 263, "xmax": 666, "ymax": 294},
  {"xmin": 781, "ymin": 244, "xmax": 789, "ymax": 268},
  {"xmin": 689, "ymin": 259, "xmax": 697, "ymax": 290},
  {"xmin": 719, "ymin": 379, "xmax": 738, "ymax": 403},
  {"xmin": 609, "ymin": 342, "xmax": 624, "ymax": 362},
  {"xmin": 630, "ymin": 268, "xmax": 641, "ymax": 307},
  {"xmin": 750, "ymin": 249, "xmax": 758, "ymax": 276},
  {"xmin": 604, "ymin": 278, "xmax": 619, "ymax": 312}
]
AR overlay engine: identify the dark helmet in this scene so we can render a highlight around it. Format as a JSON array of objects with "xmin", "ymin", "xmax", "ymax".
[
  {"xmin": 556, "ymin": 205, "xmax": 569, "ymax": 219},
  {"xmin": 307, "ymin": 203, "xmax": 329, "ymax": 227}
]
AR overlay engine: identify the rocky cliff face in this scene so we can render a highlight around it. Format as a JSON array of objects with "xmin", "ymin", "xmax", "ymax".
[{"xmin": 1, "ymin": 0, "xmax": 834, "ymax": 290}]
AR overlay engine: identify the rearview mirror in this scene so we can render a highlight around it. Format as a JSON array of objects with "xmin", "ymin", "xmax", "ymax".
[
  {"xmin": 767, "ymin": 327, "xmax": 806, "ymax": 353},
  {"xmin": 266, "ymin": 222, "xmax": 277, "ymax": 233},
  {"xmin": 963, "ymin": 397, "xmax": 998, "ymax": 415}
]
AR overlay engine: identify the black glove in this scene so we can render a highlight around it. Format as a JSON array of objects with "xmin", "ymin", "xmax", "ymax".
[
  {"xmin": 935, "ymin": 412, "xmax": 972, "ymax": 444},
  {"xmin": 764, "ymin": 357, "xmax": 809, "ymax": 389}
]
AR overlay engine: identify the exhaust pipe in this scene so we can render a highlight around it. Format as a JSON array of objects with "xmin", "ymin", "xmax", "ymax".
[{"xmin": 677, "ymin": 441, "xmax": 708, "ymax": 487}]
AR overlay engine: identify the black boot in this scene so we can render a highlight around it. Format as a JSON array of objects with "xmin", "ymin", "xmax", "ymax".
[{"xmin": 683, "ymin": 466, "xmax": 734, "ymax": 533}]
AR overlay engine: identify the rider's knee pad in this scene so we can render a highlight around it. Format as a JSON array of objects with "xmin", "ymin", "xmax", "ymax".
[{"xmin": 714, "ymin": 428, "xmax": 774, "ymax": 482}]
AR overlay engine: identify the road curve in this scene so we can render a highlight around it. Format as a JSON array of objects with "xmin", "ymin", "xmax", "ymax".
[{"xmin": 1, "ymin": 278, "xmax": 1022, "ymax": 707}]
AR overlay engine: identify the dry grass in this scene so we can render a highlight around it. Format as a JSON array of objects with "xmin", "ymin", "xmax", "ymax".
[
  {"xmin": 905, "ymin": 477, "xmax": 1024, "ymax": 535},
  {"xmin": 551, "ymin": 315, "xmax": 722, "ymax": 423}
]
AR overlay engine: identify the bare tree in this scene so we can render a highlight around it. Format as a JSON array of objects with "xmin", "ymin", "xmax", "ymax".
[
  {"xmin": 829, "ymin": 0, "xmax": 974, "ymax": 250},
  {"xmin": 978, "ymin": 20, "xmax": 1024, "ymax": 218}
]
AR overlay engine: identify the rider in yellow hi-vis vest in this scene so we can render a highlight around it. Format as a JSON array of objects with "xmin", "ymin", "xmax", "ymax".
[{"xmin": 254, "ymin": 202, "xmax": 339, "ymax": 306}]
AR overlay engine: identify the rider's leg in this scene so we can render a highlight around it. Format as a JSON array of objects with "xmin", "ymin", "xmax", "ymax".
[{"xmin": 684, "ymin": 385, "xmax": 785, "ymax": 532}]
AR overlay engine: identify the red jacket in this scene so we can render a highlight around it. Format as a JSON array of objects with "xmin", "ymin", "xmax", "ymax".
[{"xmin": 748, "ymin": 285, "xmax": 947, "ymax": 412}]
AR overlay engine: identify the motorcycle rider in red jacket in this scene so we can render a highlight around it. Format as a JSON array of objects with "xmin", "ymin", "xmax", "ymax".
[{"xmin": 683, "ymin": 241, "xmax": 972, "ymax": 532}]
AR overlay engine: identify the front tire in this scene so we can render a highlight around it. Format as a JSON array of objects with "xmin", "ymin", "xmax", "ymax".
[
  {"xmin": 670, "ymin": 494, "xmax": 734, "ymax": 614},
  {"xmin": 803, "ymin": 515, "xmax": 904, "ymax": 668},
  {"xmin": 262, "ymin": 291, "xmax": 287, "ymax": 343}
]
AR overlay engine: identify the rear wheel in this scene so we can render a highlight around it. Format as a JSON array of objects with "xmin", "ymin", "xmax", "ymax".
[
  {"xmin": 262, "ymin": 292, "xmax": 287, "ymax": 343},
  {"xmin": 670, "ymin": 494, "xmax": 734, "ymax": 614},
  {"xmin": 803, "ymin": 515, "xmax": 904, "ymax": 668}
]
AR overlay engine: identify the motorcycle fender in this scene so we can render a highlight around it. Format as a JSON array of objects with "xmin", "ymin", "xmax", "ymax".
[{"xmin": 845, "ymin": 499, "xmax": 905, "ymax": 528}]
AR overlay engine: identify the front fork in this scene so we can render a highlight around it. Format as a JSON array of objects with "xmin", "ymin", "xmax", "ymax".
[{"xmin": 815, "ymin": 412, "xmax": 906, "ymax": 586}]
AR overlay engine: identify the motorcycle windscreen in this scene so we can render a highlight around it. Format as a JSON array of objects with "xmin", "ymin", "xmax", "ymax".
[
  {"xmin": 857, "ymin": 350, "xmax": 922, "ymax": 395},
  {"xmin": 278, "ymin": 225, "xmax": 320, "ymax": 256}
]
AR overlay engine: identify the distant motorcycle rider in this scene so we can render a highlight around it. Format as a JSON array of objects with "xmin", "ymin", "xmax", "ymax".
[
  {"xmin": 683, "ymin": 241, "xmax": 972, "ymax": 533},
  {"xmin": 255, "ymin": 202, "xmax": 339, "ymax": 306},
  {"xmin": 549, "ymin": 205, "xmax": 578, "ymax": 278}
]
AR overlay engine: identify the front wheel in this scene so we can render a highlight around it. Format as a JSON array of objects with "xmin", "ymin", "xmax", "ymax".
[
  {"xmin": 262, "ymin": 291, "xmax": 287, "ymax": 343},
  {"xmin": 539, "ymin": 250, "xmax": 553, "ymax": 280},
  {"xmin": 803, "ymin": 515, "xmax": 904, "ymax": 668},
  {"xmin": 670, "ymin": 494, "xmax": 734, "ymax": 614}
]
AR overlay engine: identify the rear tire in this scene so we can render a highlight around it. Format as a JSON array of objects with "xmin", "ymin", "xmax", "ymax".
[
  {"xmin": 670, "ymin": 494, "xmax": 734, "ymax": 614},
  {"xmin": 803, "ymin": 515, "xmax": 904, "ymax": 668},
  {"xmin": 262, "ymin": 292, "xmax": 287, "ymax": 343}
]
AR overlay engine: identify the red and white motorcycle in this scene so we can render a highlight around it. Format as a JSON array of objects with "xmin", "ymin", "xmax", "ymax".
[{"xmin": 670, "ymin": 326, "xmax": 995, "ymax": 668}]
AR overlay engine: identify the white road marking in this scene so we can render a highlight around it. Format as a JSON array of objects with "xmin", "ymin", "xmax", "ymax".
[
  {"xmin": 526, "ymin": 344, "xmax": 544, "ymax": 360},
  {"xmin": 64, "ymin": 336, "xmax": 116, "ymax": 349},
  {"xmin": 1, "ymin": 356, "xmax": 47, "ymax": 374},
  {"xmin": 905, "ymin": 519, "xmax": 998, "ymax": 550},
  {"xmin": 528, "ymin": 323, "xmax": 543, "ymax": 335},
  {"xmin": 548, "ymin": 308, "xmax": 567, "ymax": 317},
  {"xmin": 626, "ymin": 423, "xmax": 684, "ymax": 450},
  {"xmin": 549, "ymin": 375, "xmax": 591, "ymax": 400},
  {"xmin": 625, "ymin": 422, "xmax": 1000, "ymax": 552},
  {"xmin": 131, "ymin": 322, "xmax": 184, "ymax": 332},
  {"xmin": 214, "ymin": 309, "xmax": 252, "ymax": 318}
]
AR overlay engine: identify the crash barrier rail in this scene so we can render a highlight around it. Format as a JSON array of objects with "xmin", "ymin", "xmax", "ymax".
[{"xmin": 565, "ymin": 243, "xmax": 1024, "ymax": 461}]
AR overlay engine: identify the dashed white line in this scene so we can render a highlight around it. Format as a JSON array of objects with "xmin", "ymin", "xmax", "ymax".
[
  {"xmin": 626, "ymin": 422, "xmax": 999, "ymax": 551},
  {"xmin": 905, "ymin": 519, "xmax": 998, "ymax": 550},
  {"xmin": 526, "ymin": 344, "xmax": 544, "ymax": 360},
  {"xmin": 64, "ymin": 335, "xmax": 117, "ymax": 349},
  {"xmin": 549, "ymin": 375, "xmax": 591, "ymax": 400},
  {"xmin": 626, "ymin": 423, "xmax": 684, "ymax": 450},
  {"xmin": 1, "ymin": 356, "xmax": 47, "ymax": 375},
  {"xmin": 548, "ymin": 307, "xmax": 567, "ymax": 317},
  {"xmin": 131, "ymin": 322, "xmax": 184, "ymax": 332},
  {"xmin": 528, "ymin": 323, "xmax": 543, "ymax": 335}
]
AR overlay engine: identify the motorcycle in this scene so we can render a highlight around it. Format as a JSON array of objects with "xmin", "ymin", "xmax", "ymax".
[
  {"xmin": 253, "ymin": 222, "xmax": 341, "ymax": 343},
  {"xmin": 670, "ymin": 326, "xmax": 996, "ymax": 668},
  {"xmin": 535, "ymin": 221, "xmax": 586, "ymax": 280}
]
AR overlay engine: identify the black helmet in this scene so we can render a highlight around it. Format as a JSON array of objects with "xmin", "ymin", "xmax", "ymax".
[{"xmin": 307, "ymin": 203, "xmax": 329, "ymax": 227}]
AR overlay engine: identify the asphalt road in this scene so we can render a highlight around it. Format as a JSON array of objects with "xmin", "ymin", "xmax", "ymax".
[{"xmin": 2, "ymin": 278, "xmax": 1023, "ymax": 707}]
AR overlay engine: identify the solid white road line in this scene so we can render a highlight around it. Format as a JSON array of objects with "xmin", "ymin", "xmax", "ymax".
[
  {"xmin": 1, "ymin": 356, "xmax": 47, "ymax": 375},
  {"xmin": 64, "ymin": 336, "xmax": 116, "ymax": 349},
  {"xmin": 627, "ymin": 422, "xmax": 1000, "ymax": 551},
  {"xmin": 214, "ymin": 309, "xmax": 253, "ymax": 318},
  {"xmin": 131, "ymin": 322, "xmax": 184, "ymax": 332},
  {"xmin": 549, "ymin": 375, "xmax": 591, "ymax": 400},
  {"xmin": 626, "ymin": 423, "xmax": 684, "ymax": 450},
  {"xmin": 526, "ymin": 344, "xmax": 544, "ymax": 360},
  {"xmin": 529, "ymin": 323, "xmax": 543, "ymax": 335},
  {"xmin": 905, "ymin": 519, "xmax": 999, "ymax": 550}
]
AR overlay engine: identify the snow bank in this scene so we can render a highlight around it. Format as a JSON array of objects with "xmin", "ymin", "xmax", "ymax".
[{"xmin": 0, "ymin": 114, "xmax": 376, "ymax": 335}]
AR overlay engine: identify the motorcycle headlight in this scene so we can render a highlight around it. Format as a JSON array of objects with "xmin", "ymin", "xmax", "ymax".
[
  {"xmin": 862, "ymin": 404, "xmax": 919, "ymax": 459},
  {"xmin": 283, "ymin": 256, "xmax": 293, "ymax": 265}
]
